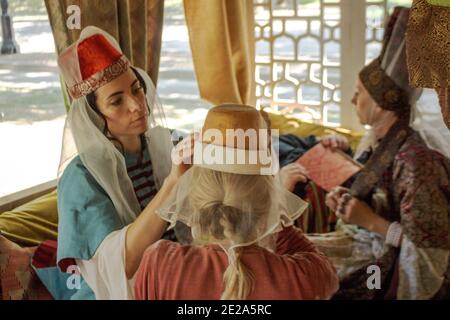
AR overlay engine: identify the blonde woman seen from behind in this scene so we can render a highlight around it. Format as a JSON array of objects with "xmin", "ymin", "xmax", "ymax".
[{"xmin": 134, "ymin": 104, "xmax": 339, "ymax": 300}]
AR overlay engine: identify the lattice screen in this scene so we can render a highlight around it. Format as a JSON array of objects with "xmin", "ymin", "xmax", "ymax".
[{"xmin": 254, "ymin": 0, "xmax": 411, "ymax": 127}]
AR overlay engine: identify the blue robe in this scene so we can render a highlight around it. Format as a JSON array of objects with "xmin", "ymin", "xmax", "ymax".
[{"xmin": 33, "ymin": 141, "xmax": 159, "ymax": 300}]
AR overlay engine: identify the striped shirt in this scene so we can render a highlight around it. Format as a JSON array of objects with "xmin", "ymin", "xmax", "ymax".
[
  {"xmin": 123, "ymin": 137, "xmax": 157, "ymax": 210},
  {"xmin": 123, "ymin": 136, "xmax": 177, "ymax": 241}
]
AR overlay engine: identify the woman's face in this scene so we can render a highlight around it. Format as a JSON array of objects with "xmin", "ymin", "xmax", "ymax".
[
  {"xmin": 93, "ymin": 69, "xmax": 148, "ymax": 137},
  {"xmin": 351, "ymin": 78, "xmax": 378, "ymax": 125}
]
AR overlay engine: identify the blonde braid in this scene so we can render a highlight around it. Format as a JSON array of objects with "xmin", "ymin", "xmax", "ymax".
[
  {"xmin": 219, "ymin": 214, "xmax": 254, "ymax": 300},
  {"xmin": 188, "ymin": 166, "xmax": 274, "ymax": 299}
]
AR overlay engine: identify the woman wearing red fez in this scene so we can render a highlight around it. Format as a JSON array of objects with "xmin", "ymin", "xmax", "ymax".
[{"xmin": 32, "ymin": 26, "xmax": 192, "ymax": 299}]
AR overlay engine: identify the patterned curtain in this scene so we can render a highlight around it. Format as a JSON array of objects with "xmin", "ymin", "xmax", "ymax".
[
  {"xmin": 45, "ymin": 0, "xmax": 164, "ymax": 109},
  {"xmin": 183, "ymin": 0, "xmax": 256, "ymax": 106}
]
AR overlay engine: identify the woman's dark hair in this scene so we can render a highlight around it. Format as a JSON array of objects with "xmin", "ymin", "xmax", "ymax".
[{"xmin": 86, "ymin": 67, "xmax": 149, "ymax": 152}]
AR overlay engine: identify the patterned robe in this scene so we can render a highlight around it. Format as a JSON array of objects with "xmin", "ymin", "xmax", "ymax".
[{"xmin": 333, "ymin": 126, "xmax": 450, "ymax": 299}]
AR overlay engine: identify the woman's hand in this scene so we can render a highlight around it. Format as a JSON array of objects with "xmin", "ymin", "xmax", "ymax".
[
  {"xmin": 166, "ymin": 133, "xmax": 196, "ymax": 185},
  {"xmin": 333, "ymin": 193, "xmax": 391, "ymax": 235},
  {"xmin": 336, "ymin": 196, "xmax": 376, "ymax": 228},
  {"xmin": 325, "ymin": 186, "xmax": 350, "ymax": 212},
  {"xmin": 280, "ymin": 163, "xmax": 309, "ymax": 192},
  {"xmin": 126, "ymin": 134, "xmax": 198, "ymax": 279},
  {"xmin": 321, "ymin": 134, "xmax": 350, "ymax": 152}
]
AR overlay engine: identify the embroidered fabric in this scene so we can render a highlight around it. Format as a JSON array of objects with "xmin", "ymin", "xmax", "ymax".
[
  {"xmin": 406, "ymin": 0, "xmax": 450, "ymax": 128},
  {"xmin": 398, "ymin": 236, "xmax": 449, "ymax": 299}
]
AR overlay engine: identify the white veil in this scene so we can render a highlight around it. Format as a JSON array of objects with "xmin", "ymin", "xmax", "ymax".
[
  {"xmin": 155, "ymin": 105, "xmax": 309, "ymax": 262},
  {"xmin": 411, "ymin": 91, "xmax": 450, "ymax": 159}
]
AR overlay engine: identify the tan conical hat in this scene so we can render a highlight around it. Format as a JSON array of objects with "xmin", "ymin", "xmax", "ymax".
[{"xmin": 193, "ymin": 104, "xmax": 278, "ymax": 175}]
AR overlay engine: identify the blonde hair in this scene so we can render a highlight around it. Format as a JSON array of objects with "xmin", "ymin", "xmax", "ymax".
[{"xmin": 188, "ymin": 166, "xmax": 274, "ymax": 300}]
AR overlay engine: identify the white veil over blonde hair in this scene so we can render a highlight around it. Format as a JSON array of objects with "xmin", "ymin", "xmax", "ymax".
[{"xmin": 156, "ymin": 104, "xmax": 309, "ymax": 299}]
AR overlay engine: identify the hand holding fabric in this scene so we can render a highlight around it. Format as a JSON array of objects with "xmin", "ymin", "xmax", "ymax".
[
  {"xmin": 321, "ymin": 134, "xmax": 350, "ymax": 152},
  {"xmin": 280, "ymin": 163, "xmax": 309, "ymax": 192},
  {"xmin": 336, "ymin": 196, "xmax": 376, "ymax": 227},
  {"xmin": 334, "ymin": 194, "xmax": 390, "ymax": 236},
  {"xmin": 325, "ymin": 186, "xmax": 350, "ymax": 212}
]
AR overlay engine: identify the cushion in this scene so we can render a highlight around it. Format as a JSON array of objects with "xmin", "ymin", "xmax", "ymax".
[
  {"xmin": 0, "ymin": 235, "xmax": 52, "ymax": 300},
  {"xmin": 0, "ymin": 190, "xmax": 58, "ymax": 247},
  {"xmin": 267, "ymin": 112, "xmax": 363, "ymax": 152}
]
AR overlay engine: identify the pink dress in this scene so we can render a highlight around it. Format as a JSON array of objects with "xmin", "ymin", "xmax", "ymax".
[{"xmin": 134, "ymin": 226, "xmax": 339, "ymax": 300}]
